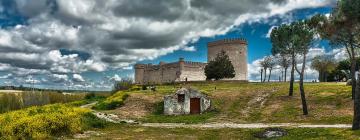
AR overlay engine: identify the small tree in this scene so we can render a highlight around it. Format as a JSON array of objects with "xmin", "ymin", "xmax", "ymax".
[
  {"xmin": 311, "ymin": 55, "xmax": 337, "ymax": 82},
  {"xmin": 205, "ymin": 50, "xmax": 235, "ymax": 80},
  {"xmin": 271, "ymin": 24, "xmax": 297, "ymax": 96},
  {"xmin": 293, "ymin": 20, "xmax": 315, "ymax": 115},
  {"xmin": 260, "ymin": 56, "xmax": 276, "ymax": 82},
  {"xmin": 277, "ymin": 54, "xmax": 291, "ymax": 82},
  {"xmin": 112, "ymin": 79, "xmax": 133, "ymax": 94}
]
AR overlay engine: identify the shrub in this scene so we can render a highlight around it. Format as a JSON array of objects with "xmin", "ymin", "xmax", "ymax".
[
  {"xmin": 112, "ymin": 79, "xmax": 133, "ymax": 93},
  {"xmin": 0, "ymin": 104, "xmax": 92, "ymax": 139},
  {"xmin": 85, "ymin": 93, "xmax": 96, "ymax": 99},
  {"xmin": 92, "ymin": 91, "xmax": 129, "ymax": 110},
  {"xmin": 81, "ymin": 113, "xmax": 108, "ymax": 129}
]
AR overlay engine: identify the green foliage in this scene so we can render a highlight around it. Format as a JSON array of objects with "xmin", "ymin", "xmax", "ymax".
[
  {"xmin": 81, "ymin": 113, "xmax": 108, "ymax": 129},
  {"xmin": 205, "ymin": 50, "xmax": 235, "ymax": 80},
  {"xmin": 0, "ymin": 104, "xmax": 91, "ymax": 139},
  {"xmin": 92, "ymin": 91, "xmax": 129, "ymax": 110},
  {"xmin": 311, "ymin": 55, "xmax": 337, "ymax": 82},
  {"xmin": 112, "ymin": 79, "xmax": 133, "ymax": 93},
  {"xmin": 0, "ymin": 91, "xmax": 86, "ymax": 113},
  {"xmin": 270, "ymin": 24, "xmax": 294, "ymax": 56}
]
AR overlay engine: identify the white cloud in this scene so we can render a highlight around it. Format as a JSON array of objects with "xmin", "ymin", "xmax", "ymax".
[
  {"xmin": 0, "ymin": 0, "xmax": 335, "ymax": 90},
  {"xmin": 110, "ymin": 74, "xmax": 122, "ymax": 82},
  {"xmin": 265, "ymin": 26, "xmax": 277, "ymax": 38},
  {"xmin": 73, "ymin": 74, "xmax": 85, "ymax": 82},
  {"xmin": 0, "ymin": 74, "xmax": 12, "ymax": 79},
  {"xmin": 248, "ymin": 46, "xmax": 346, "ymax": 82},
  {"xmin": 51, "ymin": 74, "xmax": 68, "ymax": 83}
]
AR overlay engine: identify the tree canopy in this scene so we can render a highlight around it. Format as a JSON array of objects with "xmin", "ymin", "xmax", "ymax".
[
  {"xmin": 311, "ymin": 55, "xmax": 337, "ymax": 82},
  {"xmin": 205, "ymin": 50, "xmax": 235, "ymax": 80}
]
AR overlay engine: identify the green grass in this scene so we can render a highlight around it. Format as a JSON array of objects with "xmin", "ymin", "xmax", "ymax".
[
  {"xmin": 98, "ymin": 82, "xmax": 353, "ymax": 124},
  {"xmin": 84, "ymin": 124, "xmax": 360, "ymax": 140},
  {"xmin": 140, "ymin": 101, "xmax": 218, "ymax": 124}
]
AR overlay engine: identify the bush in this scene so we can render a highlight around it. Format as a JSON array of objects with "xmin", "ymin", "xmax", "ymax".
[
  {"xmin": 112, "ymin": 79, "xmax": 133, "ymax": 93},
  {"xmin": 85, "ymin": 93, "xmax": 96, "ymax": 99},
  {"xmin": 0, "ymin": 104, "xmax": 92, "ymax": 139},
  {"xmin": 81, "ymin": 113, "xmax": 108, "ymax": 129},
  {"xmin": 92, "ymin": 91, "xmax": 129, "ymax": 110}
]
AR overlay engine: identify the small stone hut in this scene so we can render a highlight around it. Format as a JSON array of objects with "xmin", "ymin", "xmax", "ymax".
[{"xmin": 164, "ymin": 88, "xmax": 211, "ymax": 115}]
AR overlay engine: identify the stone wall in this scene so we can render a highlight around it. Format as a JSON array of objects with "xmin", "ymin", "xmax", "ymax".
[
  {"xmin": 164, "ymin": 88, "xmax": 211, "ymax": 115},
  {"xmin": 207, "ymin": 38, "xmax": 248, "ymax": 81},
  {"xmin": 134, "ymin": 38, "xmax": 249, "ymax": 84},
  {"xmin": 134, "ymin": 59, "xmax": 207, "ymax": 84},
  {"xmin": 179, "ymin": 62, "xmax": 207, "ymax": 81}
]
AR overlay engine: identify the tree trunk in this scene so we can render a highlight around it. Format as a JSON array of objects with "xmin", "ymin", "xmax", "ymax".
[
  {"xmin": 263, "ymin": 68, "xmax": 267, "ymax": 83},
  {"xmin": 319, "ymin": 70, "xmax": 324, "ymax": 82},
  {"xmin": 260, "ymin": 69, "xmax": 263, "ymax": 82},
  {"xmin": 284, "ymin": 68, "xmax": 288, "ymax": 82},
  {"xmin": 289, "ymin": 57, "xmax": 295, "ymax": 96},
  {"xmin": 268, "ymin": 68, "xmax": 272, "ymax": 82},
  {"xmin": 324, "ymin": 72, "xmax": 328, "ymax": 82},
  {"xmin": 299, "ymin": 55, "xmax": 308, "ymax": 115},
  {"xmin": 351, "ymin": 58, "xmax": 356, "ymax": 99},
  {"xmin": 353, "ymin": 73, "xmax": 360, "ymax": 130}
]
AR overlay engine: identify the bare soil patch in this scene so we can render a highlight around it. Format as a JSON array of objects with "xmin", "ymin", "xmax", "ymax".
[{"xmin": 102, "ymin": 93, "xmax": 163, "ymax": 119}]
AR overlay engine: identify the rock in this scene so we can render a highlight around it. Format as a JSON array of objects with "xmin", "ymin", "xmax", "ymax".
[
  {"xmin": 73, "ymin": 131, "xmax": 104, "ymax": 139},
  {"xmin": 254, "ymin": 128, "xmax": 287, "ymax": 138}
]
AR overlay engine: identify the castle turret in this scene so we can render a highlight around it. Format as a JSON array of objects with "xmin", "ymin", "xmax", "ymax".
[
  {"xmin": 207, "ymin": 38, "xmax": 248, "ymax": 81},
  {"xmin": 134, "ymin": 64, "xmax": 145, "ymax": 84},
  {"xmin": 179, "ymin": 58, "xmax": 185, "ymax": 71}
]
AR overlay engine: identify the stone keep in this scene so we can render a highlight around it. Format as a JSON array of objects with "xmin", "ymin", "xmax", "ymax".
[
  {"xmin": 134, "ymin": 58, "xmax": 207, "ymax": 85},
  {"xmin": 164, "ymin": 88, "xmax": 211, "ymax": 115},
  {"xmin": 207, "ymin": 38, "xmax": 248, "ymax": 81},
  {"xmin": 134, "ymin": 38, "xmax": 248, "ymax": 84}
]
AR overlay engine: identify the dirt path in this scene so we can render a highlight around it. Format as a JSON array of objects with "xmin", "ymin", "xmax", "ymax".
[
  {"xmin": 80, "ymin": 101, "xmax": 98, "ymax": 109},
  {"xmin": 140, "ymin": 123, "xmax": 352, "ymax": 129}
]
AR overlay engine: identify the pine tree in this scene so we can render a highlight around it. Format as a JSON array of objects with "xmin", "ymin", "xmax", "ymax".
[{"xmin": 205, "ymin": 50, "xmax": 235, "ymax": 80}]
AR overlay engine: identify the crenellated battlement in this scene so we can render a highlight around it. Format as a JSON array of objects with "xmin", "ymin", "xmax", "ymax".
[
  {"xmin": 184, "ymin": 61, "xmax": 207, "ymax": 66},
  {"xmin": 207, "ymin": 38, "xmax": 247, "ymax": 47},
  {"xmin": 134, "ymin": 64, "xmax": 146, "ymax": 69}
]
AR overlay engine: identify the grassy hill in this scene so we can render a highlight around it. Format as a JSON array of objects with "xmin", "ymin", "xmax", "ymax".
[
  {"xmin": 99, "ymin": 82, "xmax": 353, "ymax": 124},
  {"xmin": 1, "ymin": 82, "xmax": 359, "ymax": 139}
]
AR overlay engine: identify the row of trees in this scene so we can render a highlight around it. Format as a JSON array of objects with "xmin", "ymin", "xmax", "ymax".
[
  {"xmin": 259, "ymin": 55, "xmax": 291, "ymax": 82},
  {"xmin": 270, "ymin": 19, "xmax": 315, "ymax": 115},
  {"xmin": 269, "ymin": 0, "xmax": 360, "ymax": 130}
]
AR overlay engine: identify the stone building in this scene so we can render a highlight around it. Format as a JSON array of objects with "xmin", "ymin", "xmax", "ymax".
[
  {"xmin": 134, "ymin": 38, "xmax": 248, "ymax": 84},
  {"xmin": 134, "ymin": 58, "xmax": 207, "ymax": 85},
  {"xmin": 164, "ymin": 88, "xmax": 211, "ymax": 115},
  {"xmin": 208, "ymin": 38, "xmax": 248, "ymax": 80}
]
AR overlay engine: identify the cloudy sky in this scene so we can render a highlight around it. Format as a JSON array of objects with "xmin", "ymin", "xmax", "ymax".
[{"xmin": 0, "ymin": 0, "xmax": 341, "ymax": 91}]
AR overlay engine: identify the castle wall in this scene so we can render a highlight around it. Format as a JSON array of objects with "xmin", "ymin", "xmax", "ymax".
[
  {"xmin": 207, "ymin": 39, "xmax": 248, "ymax": 81},
  {"xmin": 135, "ymin": 60, "xmax": 207, "ymax": 84},
  {"xmin": 135, "ymin": 38, "xmax": 249, "ymax": 84},
  {"xmin": 179, "ymin": 62, "xmax": 207, "ymax": 81},
  {"xmin": 160, "ymin": 63, "xmax": 181, "ymax": 83}
]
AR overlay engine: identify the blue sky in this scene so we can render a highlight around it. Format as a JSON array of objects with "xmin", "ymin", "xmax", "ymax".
[{"xmin": 0, "ymin": 0, "xmax": 338, "ymax": 91}]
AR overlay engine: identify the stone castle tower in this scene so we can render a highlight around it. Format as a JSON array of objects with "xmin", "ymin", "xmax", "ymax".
[
  {"xmin": 134, "ymin": 38, "xmax": 248, "ymax": 84},
  {"xmin": 207, "ymin": 38, "xmax": 248, "ymax": 81}
]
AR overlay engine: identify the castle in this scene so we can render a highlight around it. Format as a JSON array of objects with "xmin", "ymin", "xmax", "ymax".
[{"xmin": 134, "ymin": 38, "xmax": 248, "ymax": 85}]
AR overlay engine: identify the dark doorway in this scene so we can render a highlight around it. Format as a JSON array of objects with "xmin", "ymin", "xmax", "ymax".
[{"xmin": 190, "ymin": 98, "xmax": 200, "ymax": 114}]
